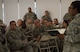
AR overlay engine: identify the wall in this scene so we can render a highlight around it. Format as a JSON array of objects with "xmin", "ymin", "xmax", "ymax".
[
  {"xmin": 36, "ymin": 0, "xmax": 60, "ymax": 21},
  {"xmin": 61, "ymin": 0, "xmax": 73, "ymax": 22},
  {"xmin": 4, "ymin": 0, "xmax": 18, "ymax": 26},
  {"xmin": 19, "ymin": 0, "xmax": 34, "ymax": 19},
  {"xmin": 0, "ymin": 0, "xmax": 74, "ymax": 26},
  {"xmin": 0, "ymin": 0, "xmax": 2, "ymax": 20}
]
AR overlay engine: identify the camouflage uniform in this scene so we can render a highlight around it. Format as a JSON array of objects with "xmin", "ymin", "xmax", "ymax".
[
  {"xmin": 0, "ymin": 19, "xmax": 3, "ymax": 24},
  {"xmin": 63, "ymin": 13, "xmax": 80, "ymax": 52},
  {"xmin": 32, "ymin": 24, "xmax": 49, "ymax": 52},
  {"xmin": 44, "ymin": 25, "xmax": 54, "ymax": 31},
  {"xmin": 42, "ymin": 15, "xmax": 52, "ymax": 22},
  {"xmin": 0, "ymin": 26, "xmax": 10, "ymax": 52},
  {"xmin": 23, "ymin": 12, "xmax": 37, "ymax": 23},
  {"xmin": 6, "ymin": 28, "xmax": 34, "ymax": 52},
  {"xmin": 25, "ymin": 23, "xmax": 34, "ymax": 41},
  {"xmin": 63, "ymin": 13, "xmax": 74, "ymax": 23},
  {"xmin": 33, "ymin": 25, "xmax": 45, "ymax": 37},
  {"xmin": 0, "ymin": 42, "xmax": 4, "ymax": 52}
]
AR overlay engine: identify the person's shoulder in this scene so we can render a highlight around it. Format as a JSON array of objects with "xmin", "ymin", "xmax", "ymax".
[
  {"xmin": 5, "ymin": 29, "xmax": 11, "ymax": 36},
  {"xmin": 42, "ymin": 15, "xmax": 45, "ymax": 18},
  {"xmin": 0, "ymin": 19, "xmax": 3, "ymax": 24},
  {"xmin": 15, "ymin": 28, "xmax": 21, "ymax": 32},
  {"xmin": 31, "ymin": 12, "xmax": 36, "ymax": 14},
  {"xmin": 76, "ymin": 13, "xmax": 80, "ymax": 17},
  {"xmin": 25, "ymin": 12, "xmax": 29, "ymax": 15}
]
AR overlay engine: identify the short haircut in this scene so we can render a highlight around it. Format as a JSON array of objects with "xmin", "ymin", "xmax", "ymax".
[
  {"xmin": 10, "ymin": 21, "xmax": 16, "ymax": 26},
  {"xmin": 71, "ymin": 1, "xmax": 80, "ymax": 13},
  {"xmin": 64, "ymin": 20, "xmax": 69, "ymax": 26},
  {"xmin": 28, "ymin": 7, "xmax": 31, "ymax": 9}
]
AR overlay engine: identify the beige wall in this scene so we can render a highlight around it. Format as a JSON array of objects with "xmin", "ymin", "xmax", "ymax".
[
  {"xmin": 61, "ymin": 0, "xmax": 74, "ymax": 22},
  {"xmin": 0, "ymin": 0, "xmax": 74, "ymax": 25},
  {"xmin": 4, "ymin": 0, "xmax": 18, "ymax": 26},
  {"xmin": 0, "ymin": 0, "xmax": 2, "ymax": 20},
  {"xmin": 19, "ymin": 0, "xmax": 34, "ymax": 19},
  {"xmin": 36, "ymin": 0, "xmax": 60, "ymax": 21}
]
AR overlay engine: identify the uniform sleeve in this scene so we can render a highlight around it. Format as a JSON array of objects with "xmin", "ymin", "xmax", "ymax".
[
  {"xmin": 23, "ymin": 13, "xmax": 27, "ymax": 22},
  {"xmin": 0, "ymin": 34, "xmax": 3, "ymax": 42},
  {"xmin": 68, "ymin": 25, "xmax": 80, "ymax": 43},
  {"xmin": 6, "ymin": 32, "xmax": 28, "ymax": 50},
  {"xmin": 34, "ymin": 13, "xmax": 37, "ymax": 20},
  {"xmin": 0, "ymin": 42, "xmax": 4, "ymax": 52},
  {"xmin": 6, "ymin": 33, "xmax": 16, "ymax": 44},
  {"xmin": 20, "ymin": 30, "xmax": 28, "ymax": 41},
  {"xmin": 67, "ymin": 15, "xmax": 80, "ymax": 43}
]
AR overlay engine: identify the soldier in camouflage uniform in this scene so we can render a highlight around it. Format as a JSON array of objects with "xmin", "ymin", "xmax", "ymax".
[
  {"xmin": 42, "ymin": 10, "xmax": 52, "ymax": 22},
  {"xmin": 32, "ymin": 19, "xmax": 51, "ymax": 52},
  {"xmin": 0, "ymin": 19, "xmax": 3, "ymax": 24},
  {"xmin": 25, "ymin": 18, "xmax": 34, "ymax": 30},
  {"xmin": 24, "ymin": 18, "xmax": 34, "ymax": 41},
  {"xmin": 43, "ymin": 19, "xmax": 54, "ymax": 30},
  {"xmin": 33, "ymin": 19, "xmax": 45, "ymax": 37},
  {"xmin": 0, "ymin": 21, "xmax": 10, "ymax": 52},
  {"xmin": 63, "ymin": 1, "xmax": 80, "ymax": 52},
  {"xmin": 17, "ymin": 19, "xmax": 23, "ymax": 30},
  {"xmin": 6, "ymin": 21, "xmax": 34, "ymax": 52},
  {"xmin": 53, "ymin": 18, "xmax": 61, "ymax": 28},
  {"xmin": 23, "ymin": 7, "xmax": 37, "ymax": 23}
]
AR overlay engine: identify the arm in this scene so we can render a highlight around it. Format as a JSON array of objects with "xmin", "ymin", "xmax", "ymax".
[
  {"xmin": 67, "ymin": 15, "xmax": 80, "ymax": 43},
  {"xmin": 67, "ymin": 25, "xmax": 80, "ymax": 43}
]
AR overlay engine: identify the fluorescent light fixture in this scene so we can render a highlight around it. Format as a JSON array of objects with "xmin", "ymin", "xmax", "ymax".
[
  {"xmin": 34, "ymin": 2, "xmax": 37, "ymax": 14},
  {"xmin": 2, "ymin": 0, "xmax": 5, "ymax": 23},
  {"xmin": 18, "ymin": 0, "xmax": 20, "ymax": 19}
]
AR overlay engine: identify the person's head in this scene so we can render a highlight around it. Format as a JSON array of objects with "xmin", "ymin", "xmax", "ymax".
[
  {"xmin": 68, "ymin": 1, "xmax": 80, "ymax": 16},
  {"xmin": 0, "ymin": 19, "xmax": 6, "ymax": 27},
  {"xmin": 62, "ymin": 20, "xmax": 68, "ymax": 28},
  {"xmin": 53, "ymin": 18, "xmax": 59, "ymax": 25},
  {"xmin": 34, "ymin": 19, "xmax": 40, "ymax": 27},
  {"xmin": 17, "ymin": 19, "xmax": 23, "ymax": 27},
  {"xmin": 10, "ymin": 21, "xmax": 16, "ymax": 30},
  {"xmin": 44, "ymin": 10, "xmax": 49, "ymax": 16},
  {"xmin": 44, "ymin": 19, "xmax": 51, "ymax": 26},
  {"xmin": 26, "ymin": 18, "xmax": 32, "ymax": 24},
  {"xmin": 28, "ymin": 7, "xmax": 32, "ymax": 12}
]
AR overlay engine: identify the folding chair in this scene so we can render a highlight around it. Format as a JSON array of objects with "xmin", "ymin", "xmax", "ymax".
[
  {"xmin": 39, "ymin": 35, "xmax": 51, "ymax": 52},
  {"xmin": 49, "ymin": 36, "xmax": 59, "ymax": 52}
]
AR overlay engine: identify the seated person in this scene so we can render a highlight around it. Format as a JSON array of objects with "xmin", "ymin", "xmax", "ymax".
[
  {"xmin": 6, "ymin": 21, "xmax": 34, "ymax": 52},
  {"xmin": 62, "ymin": 20, "xmax": 69, "ymax": 28},
  {"xmin": 25, "ymin": 18, "xmax": 34, "ymax": 36},
  {"xmin": 33, "ymin": 19, "xmax": 45, "ymax": 36},
  {"xmin": 17, "ymin": 19, "xmax": 23, "ymax": 29},
  {"xmin": 0, "ymin": 21, "xmax": 10, "ymax": 52},
  {"xmin": 43, "ymin": 19, "xmax": 54, "ymax": 30},
  {"xmin": 53, "ymin": 18, "xmax": 60, "ymax": 28}
]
